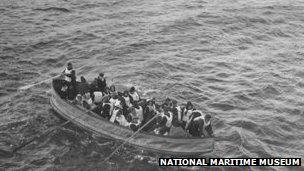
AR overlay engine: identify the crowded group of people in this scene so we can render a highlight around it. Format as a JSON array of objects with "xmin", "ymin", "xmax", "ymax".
[{"xmin": 55, "ymin": 62, "xmax": 213, "ymax": 138}]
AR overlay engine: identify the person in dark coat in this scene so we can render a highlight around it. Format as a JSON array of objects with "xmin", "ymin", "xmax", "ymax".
[
  {"xmin": 90, "ymin": 73, "xmax": 107, "ymax": 93},
  {"xmin": 77, "ymin": 76, "xmax": 90, "ymax": 95},
  {"xmin": 141, "ymin": 99, "xmax": 157, "ymax": 132},
  {"xmin": 186, "ymin": 112, "xmax": 213, "ymax": 137},
  {"xmin": 62, "ymin": 62, "xmax": 77, "ymax": 100},
  {"xmin": 170, "ymin": 99, "xmax": 181, "ymax": 127}
]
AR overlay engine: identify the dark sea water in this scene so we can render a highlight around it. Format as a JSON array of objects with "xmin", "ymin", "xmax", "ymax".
[{"xmin": 1, "ymin": 0, "xmax": 304, "ymax": 170}]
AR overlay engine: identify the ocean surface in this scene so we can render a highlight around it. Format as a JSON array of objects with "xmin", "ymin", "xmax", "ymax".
[{"xmin": 1, "ymin": 0, "xmax": 304, "ymax": 170}]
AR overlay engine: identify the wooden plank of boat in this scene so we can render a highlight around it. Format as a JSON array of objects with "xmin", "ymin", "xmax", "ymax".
[{"xmin": 50, "ymin": 82, "xmax": 214, "ymax": 155}]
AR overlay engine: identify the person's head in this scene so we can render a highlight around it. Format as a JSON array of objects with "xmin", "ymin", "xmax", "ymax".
[
  {"xmin": 128, "ymin": 107, "xmax": 135, "ymax": 114},
  {"xmin": 103, "ymin": 103, "xmax": 111, "ymax": 114},
  {"xmin": 80, "ymin": 76, "xmax": 86, "ymax": 83},
  {"xmin": 186, "ymin": 101, "xmax": 193, "ymax": 110},
  {"xmin": 98, "ymin": 73, "xmax": 104, "ymax": 79},
  {"xmin": 158, "ymin": 106, "xmax": 164, "ymax": 113},
  {"xmin": 127, "ymin": 106, "xmax": 135, "ymax": 115},
  {"xmin": 110, "ymin": 85, "xmax": 116, "ymax": 92},
  {"xmin": 147, "ymin": 100, "xmax": 154, "ymax": 106},
  {"xmin": 67, "ymin": 62, "xmax": 73, "ymax": 70},
  {"xmin": 204, "ymin": 114, "xmax": 212, "ymax": 123},
  {"xmin": 165, "ymin": 97, "xmax": 171, "ymax": 103},
  {"xmin": 123, "ymin": 90, "xmax": 129, "ymax": 97},
  {"xmin": 129, "ymin": 87, "xmax": 135, "ymax": 93},
  {"xmin": 172, "ymin": 99, "xmax": 177, "ymax": 107},
  {"xmin": 114, "ymin": 100, "xmax": 122, "ymax": 109},
  {"xmin": 84, "ymin": 92, "xmax": 91, "ymax": 99},
  {"xmin": 111, "ymin": 94, "xmax": 118, "ymax": 99},
  {"xmin": 133, "ymin": 101, "xmax": 139, "ymax": 108},
  {"xmin": 76, "ymin": 94, "xmax": 82, "ymax": 101},
  {"xmin": 167, "ymin": 99, "xmax": 173, "ymax": 107}
]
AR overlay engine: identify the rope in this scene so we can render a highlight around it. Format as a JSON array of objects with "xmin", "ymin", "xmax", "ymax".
[
  {"xmin": 103, "ymin": 113, "xmax": 160, "ymax": 162},
  {"xmin": 12, "ymin": 100, "xmax": 89, "ymax": 153},
  {"xmin": 13, "ymin": 114, "xmax": 76, "ymax": 153},
  {"xmin": 18, "ymin": 64, "xmax": 88, "ymax": 91}
]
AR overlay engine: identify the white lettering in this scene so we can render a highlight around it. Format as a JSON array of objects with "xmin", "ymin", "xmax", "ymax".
[
  {"xmin": 175, "ymin": 159, "xmax": 182, "ymax": 165},
  {"xmin": 182, "ymin": 159, "xmax": 188, "ymax": 165},
  {"xmin": 260, "ymin": 159, "xmax": 266, "ymax": 165},
  {"xmin": 251, "ymin": 159, "xmax": 256, "ymax": 165},
  {"xmin": 189, "ymin": 159, "xmax": 195, "ymax": 165},
  {"xmin": 167, "ymin": 159, "xmax": 173, "ymax": 165},
  {"xmin": 160, "ymin": 159, "xmax": 167, "ymax": 166},
  {"xmin": 210, "ymin": 159, "xmax": 217, "ymax": 165},
  {"xmin": 293, "ymin": 159, "xmax": 300, "ymax": 166}
]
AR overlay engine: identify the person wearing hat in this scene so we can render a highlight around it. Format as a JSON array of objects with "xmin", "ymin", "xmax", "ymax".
[
  {"xmin": 61, "ymin": 62, "xmax": 77, "ymax": 100},
  {"xmin": 171, "ymin": 99, "xmax": 182, "ymax": 127},
  {"xmin": 153, "ymin": 107, "xmax": 173, "ymax": 136},
  {"xmin": 141, "ymin": 99, "xmax": 157, "ymax": 132},
  {"xmin": 162, "ymin": 97, "xmax": 173, "ymax": 111},
  {"xmin": 180, "ymin": 101, "xmax": 195, "ymax": 129},
  {"xmin": 90, "ymin": 73, "xmax": 107, "ymax": 94},
  {"xmin": 185, "ymin": 111, "xmax": 213, "ymax": 137},
  {"xmin": 77, "ymin": 76, "xmax": 90, "ymax": 95},
  {"xmin": 122, "ymin": 90, "xmax": 132, "ymax": 108},
  {"xmin": 129, "ymin": 86, "xmax": 140, "ymax": 105},
  {"xmin": 62, "ymin": 62, "xmax": 76, "ymax": 83}
]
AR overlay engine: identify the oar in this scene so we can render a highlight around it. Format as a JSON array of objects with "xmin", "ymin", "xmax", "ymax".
[
  {"xmin": 12, "ymin": 115, "xmax": 79, "ymax": 153},
  {"xmin": 18, "ymin": 75, "xmax": 61, "ymax": 91},
  {"xmin": 18, "ymin": 64, "xmax": 88, "ymax": 91},
  {"xmin": 103, "ymin": 113, "xmax": 160, "ymax": 162}
]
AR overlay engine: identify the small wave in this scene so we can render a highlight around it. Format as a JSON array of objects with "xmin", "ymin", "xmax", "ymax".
[
  {"xmin": 31, "ymin": 39, "xmax": 60, "ymax": 50},
  {"xmin": 128, "ymin": 40, "xmax": 158, "ymax": 49},
  {"xmin": 0, "ymin": 149, "xmax": 13, "ymax": 159},
  {"xmin": 252, "ymin": 34, "xmax": 272, "ymax": 41},
  {"xmin": 77, "ymin": 3, "xmax": 100, "ymax": 10},
  {"xmin": 229, "ymin": 119, "xmax": 260, "ymax": 133},
  {"xmin": 0, "ymin": 55, "xmax": 14, "ymax": 60},
  {"xmin": 234, "ymin": 94, "xmax": 253, "ymax": 102},
  {"xmin": 68, "ymin": 31, "xmax": 99, "ymax": 44},
  {"xmin": 17, "ymin": 60, "xmax": 36, "ymax": 66},
  {"xmin": 209, "ymin": 102, "xmax": 236, "ymax": 111},
  {"xmin": 216, "ymin": 73, "xmax": 231, "ymax": 78},
  {"xmin": 234, "ymin": 37, "xmax": 254, "ymax": 45},
  {"xmin": 262, "ymin": 85, "xmax": 281, "ymax": 96},
  {"xmin": 0, "ymin": 91, "xmax": 8, "ymax": 97},
  {"xmin": 30, "ymin": 157, "xmax": 49, "ymax": 166},
  {"xmin": 208, "ymin": 85, "xmax": 227, "ymax": 92},
  {"xmin": 236, "ymin": 15, "xmax": 270, "ymax": 25},
  {"xmin": 267, "ymin": 28, "xmax": 291, "ymax": 38},
  {"xmin": 0, "ymin": 72, "xmax": 8, "ymax": 80},
  {"xmin": 296, "ymin": 81, "xmax": 304, "ymax": 88},
  {"xmin": 42, "ymin": 55, "xmax": 67, "ymax": 67},
  {"xmin": 197, "ymin": 12, "xmax": 221, "ymax": 19},
  {"xmin": 205, "ymin": 77, "xmax": 226, "ymax": 83},
  {"xmin": 28, "ymin": 94, "xmax": 48, "ymax": 104},
  {"xmin": 21, "ymin": 71, "xmax": 40, "ymax": 78},
  {"xmin": 34, "ymin": 7, "xmax": 70, "ymax": 13},
  {"xmin": 161, "ymin": 17, "xmax": 202, "ymax": 33}
]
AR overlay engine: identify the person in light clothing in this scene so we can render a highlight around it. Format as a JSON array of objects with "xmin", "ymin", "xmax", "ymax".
[{"xmin": 129, "ymin": 87, "xmax": 140, "ymax": 105}]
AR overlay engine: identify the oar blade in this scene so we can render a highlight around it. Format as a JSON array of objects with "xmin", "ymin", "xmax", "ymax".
[
  {"xmin": 18, "ymin": 84, "xmax": 34, "ymax": 91},
  {"xmin": 17, "ymin": 75, "xmax": 60, "ymax": 91}
]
